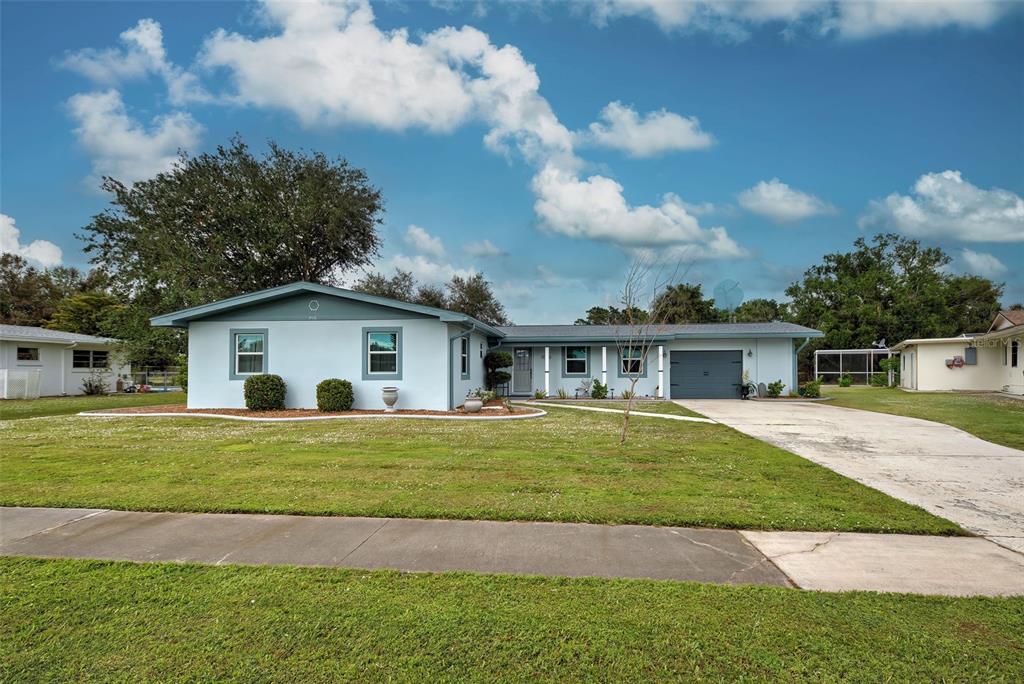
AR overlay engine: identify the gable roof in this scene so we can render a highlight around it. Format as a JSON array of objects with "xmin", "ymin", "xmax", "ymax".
[
  {"xmin": 989, "ymin": 309, "xmax": 1024, "ymax": 332},
  {"xmin": 497, "ymin": 322, "xmax": 822, "ymax": 343},
  {"xmin": 148, "ymin": 281, "xmax": 506, "ymax": 336},
  {"xmin": 0, "ymin": 324, "xmax": 118, "ymax": 345}
]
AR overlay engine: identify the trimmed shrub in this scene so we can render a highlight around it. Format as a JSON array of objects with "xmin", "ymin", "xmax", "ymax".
[
  {"xmin": 767, "ymin": 380, "xmax": 785, "ymax": 398},
  {"xmin": 484, "ymin": 350, "xmax": 514, "ymax": 390},
  {"xmin": 799, "ymin": 378, "xmax": 822, "ymax": 398},
  {"xmin": 838, "ymin": 374, "xmax": 853, "ymax": 388},
  {"xmin": 316, "ymin": 378, "xmax": 354, "ymax": 412},
  {"xmin": 869, "ymin": 373, "xmax": 889, "ymax": 387},
  {"xmin": 244, "ymin": 374, "xmax": 286, "ymax": 411},
  {"xmin": 591, "ymin": 378, "xmax": 608, "ymax": 400}
]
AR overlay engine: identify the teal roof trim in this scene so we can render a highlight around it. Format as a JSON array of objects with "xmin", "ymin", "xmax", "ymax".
[{"xmin": 149, "ymin": 281, "xmax": 505, "ymax": 337}]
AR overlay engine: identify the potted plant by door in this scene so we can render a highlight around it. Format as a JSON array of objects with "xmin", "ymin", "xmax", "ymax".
[
  {"xmin": 381, "ymin": 386, "xmax": 399, "ymax": 412},
  {"xmin": 463, "ymin": 389, "xmax": 483, "ymax": 413}
]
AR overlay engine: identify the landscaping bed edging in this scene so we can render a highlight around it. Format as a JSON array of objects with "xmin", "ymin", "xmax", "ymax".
[{"xmin": 78, "ymin": 407, "xmax": 546, "ymax": 423}]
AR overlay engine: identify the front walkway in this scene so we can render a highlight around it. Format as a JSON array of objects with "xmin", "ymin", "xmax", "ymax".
[
  {"xmin": 677, "ymin": 399, "xmax": 1024, "ymax": 553},
  {"xmin": 3, "ymin": 507, "xmax": 1023, "ymax": 596}
]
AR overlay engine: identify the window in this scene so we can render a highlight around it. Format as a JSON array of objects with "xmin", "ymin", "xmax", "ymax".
[
  {"xmin": 235, "ymin": 333, "xmax": 265, "ymax": 375},
  {"xmin": 16, "ymin": 347, "xmax": 39, "ymax": 362},
  {"xmin": 564, "ymin": 346, "xmax": 587, "ymax": 374},
  {"xmin": 368, "ymin": 331, "xmax": 398, "ymax": 374},
  {"xmin": 1013, "ymin": 340, "xmax": 1020, "ymax": 368},
  {"xmin": 621, "ymin": 347, "xmax": 643, "ymax": 375},
  {"xmin": 72, "ymin": 349, "xmax": 109, "ymax": 369},
  {"xmin": 460, "ymin": 337, "xmax": 470, "ymax": 377}
]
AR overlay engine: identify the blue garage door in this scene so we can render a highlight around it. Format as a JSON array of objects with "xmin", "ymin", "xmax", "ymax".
[{"xmin": 670, "ymin": 351, "xmax": 743, "ymax": 399}]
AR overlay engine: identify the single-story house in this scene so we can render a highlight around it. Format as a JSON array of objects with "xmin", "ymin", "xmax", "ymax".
[
  {"xmin": 0, "ymin": 325, "xmax": 130, "ymax": 398},
  {"xmin": 151, "ymin": 281, "xmax": 823, "ymax": 410},
  {"xmin": 892, "ymin": 309, "xmax": 1023, "ymax": 395}
]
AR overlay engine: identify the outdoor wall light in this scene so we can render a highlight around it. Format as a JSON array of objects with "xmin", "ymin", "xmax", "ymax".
[{"xmin": 747, "ymin": 349, "xmax": 754, "ymax": 357}]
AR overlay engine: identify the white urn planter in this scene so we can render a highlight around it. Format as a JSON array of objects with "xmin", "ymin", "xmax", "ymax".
[
  {"xmin": 381, "ymin": 386, "xmax": 399, "ymax": 412},
  {"xmin": 463, "ymin": 396, "xmax": 483, "ymax": 413}
]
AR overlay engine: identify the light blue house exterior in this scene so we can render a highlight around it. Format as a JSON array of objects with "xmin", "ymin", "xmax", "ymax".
[{"xmin": 151, "ymin": 282, "xmax": 822, "ymax": 410}]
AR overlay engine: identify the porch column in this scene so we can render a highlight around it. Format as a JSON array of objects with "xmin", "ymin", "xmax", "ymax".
[
  {"xmin": 657, "ymin": 345, "xmax": 664, "ymax": 398},
  {"xmin": 544, "ymin": 346, "xmax": 550, "ymax": 396},
  {"xmin": 601, "ymin": 346, "xmax": 607, "ymax": 385}
]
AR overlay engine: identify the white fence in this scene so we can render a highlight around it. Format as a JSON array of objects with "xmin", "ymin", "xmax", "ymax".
[{"xmin": 0, "ymin": 369, "xmax": 42, "ymax": 400}]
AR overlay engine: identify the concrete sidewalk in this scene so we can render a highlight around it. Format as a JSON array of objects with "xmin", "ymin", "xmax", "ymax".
[{"xmin": 4, "ymin": 507, "xmax": 1024, "ymax": 596}]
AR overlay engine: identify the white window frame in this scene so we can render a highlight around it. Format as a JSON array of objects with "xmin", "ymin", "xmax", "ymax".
[
  {"xmin": 72, "ymin": 349, "xmax": 108, "ymax": 369},
  {"xmin": 621, "ymin": 346, "xmax": 644, "ymax": 375},
  {"xmin": 16, "ymin": 347, "xmax": 39, "ymax": 362},
  {"xmin": 460, "ymin": 337, "xmax": 470, "ymax": 377},
  {"xmin": 234, "ymin": 333, "xmax": 265, "ymax": 376},
  {"xmin": 367, "ymin": 331, "xmax": 399, "ymax": 375},
  {"xmin": 1013, "ymin": 340, "xmax": 1020, "ymax": 368},
  {"xmin": 564, "ymin": 346, "xmax": 588, "ymax": 375}
]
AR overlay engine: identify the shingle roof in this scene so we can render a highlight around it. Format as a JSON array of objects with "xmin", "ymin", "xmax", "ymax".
[
  {"xmin": 496, "ymin": 322, "xmax": 822, "ymax": 341},
  {"xmin": 0, "ymin": 324, "xmax": 118, "ymax": 345},
  {"xmin": 999, "ymin": 309, "xmax": 1024, "ymax": 327}
]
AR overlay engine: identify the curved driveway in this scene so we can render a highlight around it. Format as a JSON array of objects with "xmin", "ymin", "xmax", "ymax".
[{"xmin": 677, "ymin": 399, "xmax": 1024, "ymax": 553}]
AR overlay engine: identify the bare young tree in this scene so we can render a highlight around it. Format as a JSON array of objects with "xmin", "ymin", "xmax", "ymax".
[{"xmin": 614, "ymin": 255, "xmax": 690, "ymax": 444}]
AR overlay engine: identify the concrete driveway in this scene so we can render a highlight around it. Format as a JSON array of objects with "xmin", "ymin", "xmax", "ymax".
[{"xmin": 677, "ymin": 399, "xmax": 1024, "ymax": 553}]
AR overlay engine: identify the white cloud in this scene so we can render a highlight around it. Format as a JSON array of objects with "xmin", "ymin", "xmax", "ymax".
[
  {"xmin": 67, "ymin": 90, "xmax": 202, "ymax": 186},
  {"xmin": 383, "ymin": 253, "xmax": 476, "ymax": 285},
  {"xmin": 583, "ymin": 0, "xmax": 1010, "ymax": 40},
  {"xmin": 60, "ymin": 18, "xmax": 208, "ymax": 105},
  {"xmin": 201, "ymin": 1, "xmax": 475, "ymax": 131},
  {"xmin": 960, "ymin": 249, "xmax": 1008, "ymax": 278},
  {"xmin": 68, "ymin": 1, "xmax": 741, "ymax": 259},
  {"xmin": 0, "ymin": 214, "xmax": 63, "ymax": 268},
  {"xmin": 738, "ymin": 178, "xmax": 837, "ymax": 223},
  {"xmin": 859, "ymin": 170, "xmax": 1024, "ymax": 243},
  {"xmin": 464, "ymin": 239, "xmax": 505, "ymax": 257},
  {"xmin": 581, "ymin": 101, "xmax": 714, "ymax": 157},
  {"xmin": 536, "ymin": 264, "xmax": 561, "ymax": 285},
  {"xmin": 831, "ymin": 0, "xmax": 1011, "ymax": 39},
  {"xmin": 533, "ymin": 163, "xmax": 747, "ymax": 258},
  {"xmin": 404, "ymin": 224, "xmax": 446, "ymax": 258}
]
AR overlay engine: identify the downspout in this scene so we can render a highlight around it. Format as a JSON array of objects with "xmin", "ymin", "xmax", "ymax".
[
  {"xmin": 793, "ymin": 337, "xmax": 811, "ymax": 392},
  {"xmin": 448, "ymin": 323, "xmax": 478, "ymax": 410},
  {"xmin": 62, "ymin": 342, "xmax": 77, "ymax": 396}
]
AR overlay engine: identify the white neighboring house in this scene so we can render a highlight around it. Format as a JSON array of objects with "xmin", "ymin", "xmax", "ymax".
[
  {"xmin": 892, "ymin": 309, "xmax": 1024, "ymax": 395},
  {"xmin": 0, "ymin": 325, "xmax": 130, "ymax": 398}
]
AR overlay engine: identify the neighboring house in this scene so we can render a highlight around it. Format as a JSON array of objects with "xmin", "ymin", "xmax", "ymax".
[
  {"xmin": 0, "ymin": 325, "xmax": 129, "ymax": 398},
  {"xmin": 893, "ymin": 309, "xmax": 1024, "ymax": 395},
  {"xmin": 151, "ymin": 281, "xmax": 823, "ymax": 410}
]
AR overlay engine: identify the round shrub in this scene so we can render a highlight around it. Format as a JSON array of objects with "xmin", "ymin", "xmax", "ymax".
[
  {"xmin": 244, "ymin": 374, "xmax": 287, "ymax": 411},
  {"xmin": 317, "ymin": 378, "xmax": 354, "ymax": 412}
]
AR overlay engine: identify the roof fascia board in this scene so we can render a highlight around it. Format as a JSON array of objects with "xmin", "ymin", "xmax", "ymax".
[{"xmin": 149, "ymin": 281, "xmax": 504, "ymax": 336}]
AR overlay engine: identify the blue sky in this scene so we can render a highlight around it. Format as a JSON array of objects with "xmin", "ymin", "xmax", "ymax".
[{"xmin": 2, "ymin": 0, "xmax": 1022, "ymax": 323}]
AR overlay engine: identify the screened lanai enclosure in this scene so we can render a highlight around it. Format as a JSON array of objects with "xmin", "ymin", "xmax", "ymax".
[{"xmin": 813, "ymin": 348, "xmax": 899, "ymax": 385}]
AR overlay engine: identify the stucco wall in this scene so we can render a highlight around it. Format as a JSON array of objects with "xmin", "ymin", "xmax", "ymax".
[
  {"xmin": 498, "ymin": 337, "xmax": 798, "ymax": 397},
  {"xmin": 448, "ymin": 326, "xmax": 488, "ymax": 407},
  {"xmin": 992, "ymin": 335, "xmax": 1024, "ymax": 395},
  {"xmin": 0, "ymin": 340, "xmax": 128, "ymax": 396},
  {"xmin": 187, "ymin": 318, "xmax": 450, "ymax": 410},
  {"xmin": 906, "ymin": 341, "xmax": 1004, "ymax": 392}
]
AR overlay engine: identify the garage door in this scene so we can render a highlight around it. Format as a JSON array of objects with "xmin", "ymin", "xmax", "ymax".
[{"xmin": 669, "ymin": 350, "xmax": 743, "ymax": 399}]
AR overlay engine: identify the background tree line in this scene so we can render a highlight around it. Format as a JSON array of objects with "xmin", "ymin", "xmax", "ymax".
[{"xmin": 2, "ymin": 136, "xmax": 1017, "ymax": 372}]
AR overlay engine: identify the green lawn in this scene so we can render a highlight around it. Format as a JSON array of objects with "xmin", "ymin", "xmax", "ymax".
[
  {"xmin": 2, "ymin": 557, "xmax": 1021, "ymax": 682},
  {"xmin": 0, "ymin": 391, "xmax": 185, "ymax": 421},
  {"xmin": 823, "ymin": 386, "xmax": 1024, "ymax": 450},
  {"xmin": 560, "ymin": 400, "xmax": 705, "ymax": 418},
  {"xmin": 0, "ymin": 406, "xmax": 960, "ymax": 534}
]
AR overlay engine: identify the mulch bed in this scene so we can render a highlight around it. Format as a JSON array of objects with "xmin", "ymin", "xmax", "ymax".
[{"xmin": 89, "ymin": 404, "xmax": 540, "ymax": 418}]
